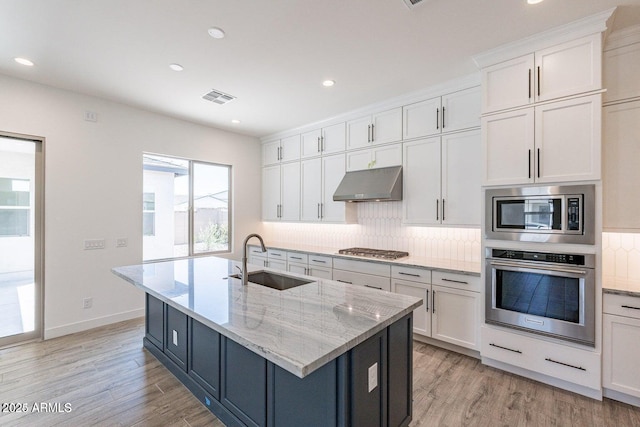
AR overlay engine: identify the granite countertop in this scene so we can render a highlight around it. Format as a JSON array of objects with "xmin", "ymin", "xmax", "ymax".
[
  {"xmin": 112, "ymin": 256, "xmax": 422, "ymax": 379},
  {"xmin": 603, "ymin": 276, "xmax": 640, "ymax": 298},
  {"xmin": 256, "ymin": 241, "xmax": 482, "ymax": 275}
]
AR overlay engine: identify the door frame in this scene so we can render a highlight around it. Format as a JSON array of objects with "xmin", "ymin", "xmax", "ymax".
[{"xmin": 0, "ymin": 130, "xmax": 44, "ymax": 348}]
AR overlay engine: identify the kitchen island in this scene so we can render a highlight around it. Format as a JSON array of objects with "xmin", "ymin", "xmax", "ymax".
[{"xmin": 112, "ymin": 256, "xmax": 422, "ymax": 427}]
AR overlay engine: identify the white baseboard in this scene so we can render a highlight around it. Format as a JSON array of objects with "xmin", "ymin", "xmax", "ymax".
[
  {"xmin": 44, "ymin": 308, "xmax": 145, "ymax": 340},
  {"xmin": 603, "ymin": 388, "xmax": 640, "ymax": 407}
]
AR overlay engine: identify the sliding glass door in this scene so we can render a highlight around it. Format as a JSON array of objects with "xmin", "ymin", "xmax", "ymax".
[{"xmin": 0, "ymin": 133, "xmax": 43, "ymax": 347}]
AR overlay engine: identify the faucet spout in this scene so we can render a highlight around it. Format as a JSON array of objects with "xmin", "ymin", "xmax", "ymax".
[{"xmin": 241, "ymin": 233, "xmax": 267, "ymax": 286}]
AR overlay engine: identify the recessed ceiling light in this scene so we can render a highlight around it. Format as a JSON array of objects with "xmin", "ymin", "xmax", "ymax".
[
  {"xmin": 14, "ymin": 57, "xmax": 34, "ymax": 66},
  {"xmin": 208, "ymin": 27, "xmax": 226, "ymax": 39},
  {"xmin": 527, "ymin": 0, "xmax": 544, "ymax": 4},
  {"xmin": 231, "ymin": 119, "xmax": 241, "ymax": 124},
  {"xmin": 169, "ymin": 63, "xmax": 184, "ymax": 71},
  {"xmin": 322, "ymin": 80, "xmax": 335, "ymax": 87}
]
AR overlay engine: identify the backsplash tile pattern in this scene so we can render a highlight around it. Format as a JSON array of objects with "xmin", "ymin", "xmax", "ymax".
[
  {"xmin": 262, "ymin": 202, "xmax": 481, "ymax": 263},
  {"xmin": 602, "ymin": 232, "xmax": 640, "ymax": 281}
]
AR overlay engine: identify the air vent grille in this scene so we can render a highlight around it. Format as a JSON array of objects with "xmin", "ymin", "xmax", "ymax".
[
  {"xmin": 202, "ymin": 89, "xmax": 236, "ymax": 105},
  {"xmin": 403, "ymin": 0, "xmax": 426, "ymax": 9}
]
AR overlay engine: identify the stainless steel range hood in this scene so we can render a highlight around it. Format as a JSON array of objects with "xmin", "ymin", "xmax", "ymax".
[{"xmin": 333, "ymin": 166, "xmax": 403, "ymax": 202}]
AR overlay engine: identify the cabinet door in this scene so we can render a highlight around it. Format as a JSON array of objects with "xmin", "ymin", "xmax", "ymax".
[
  {"xmin": 321, "ymin": 122, "xmax": 346, "ymax": 154},
  {"xmin": 431, "ymin": 285, "xmax": 480, "ymax": 350},
  {"xmin": 321, "ymin": 154, "xmax": 347, "ymax": 222},
  {"xmin": 280, "ymin": 134, "xmax": 301, "ymax": 162},
  {"xmin": 280, "ymin": 162, "xmax": 300, "ymax": 221},
  {"xmin": 603, "ymin": 314, "xmax": 640, "ymax": 398},
  {"xmin": 535, "ymin": 94, "xmax": 601, "ymax": 183},
  {"xmin": 346, "ymin": 115, "xmax": 372, "ymax": 150},
  {"xmin": 481, "ymin": 54, "xmax": 534, "ymax": 113},
  {"xmin": 308, "ymin": 267, "xmax": 332, "ymax": 279},
  {"xmin": 189, "ymin": 318, "xmax": 221, "ymax": 399},
  {"xmin": 481, "ymin": 108, "xmax": 535, "ymax": 186},
  {"xmin": 287, "ymin": 262, "xmax": 307, "ymax": 276},
  {"xmin": 371, "ymin": 107, "xmax": 403, "ymax": 146},
  {"xmin": 441, "ymin": 130, "xmax": 481, "ymax": 226},
  {"xmin": 402, "ymin": 138, "xmax": 441, "ymax": 225},
  {"xmin": 262, "ymin": 139, "xmax": 281, "ymax": 166},
  {"xmin": 441, "ymin": 86, "xmax": 481, "ymax": 133},
  {"xmin": 346, "ymin": 148, "xmax": 372, "ymax": 172},
  {"xmin": 301, "ymin": 129, "xmax": 322, "ymax": 159},
  {"xmin": 371, "ymin": 143, "xmax": 402, "ymax": 169},
  {"xmin": 146, "ymin": 294, "xmax": 164, "ymax": 350},
  {"xmin": 535, "ymin": 34, "xmax": 601, "ymax": 103},
  {"xmin": 403, "ymin": 97, "xmax": 441, "ymax": 139},
  {"xmin": 267, "ymin": 259, "xmax": 287, "ymax": 271},
  {"xmin": 301, "ymin": 158, "xmax": 322, "ymax": 221},
  {"xmin": 603, "ymin": 101, "xmax": 640, "ymax": 230},
  {"xmin": 391, "ymin": 279, "xmax": 430, "ymax": 337},
  {"xmin": 262, "ymin": 165, "xmax": 281, "ymax": 221}
]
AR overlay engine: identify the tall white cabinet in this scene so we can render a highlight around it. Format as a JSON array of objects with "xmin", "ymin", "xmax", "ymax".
[{"xmin": 262, "ymin": 162, "xmax": 301, "ymax": 221}]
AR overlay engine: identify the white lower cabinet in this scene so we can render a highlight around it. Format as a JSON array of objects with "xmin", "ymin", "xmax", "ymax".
[
  {"xmin": 286, "ymin": 252, "xmax": 333, "ymax": 279},
  {"xmin": 391, "ymin": 266, "xmax": 481, "ymax": 351},
  {"xmin": 603, "ymin": 293, "xmax": 640, "ymax": 399},
  {"xmin": 481, "ymin": 326, "xmax": 601, "ymax": 390}
]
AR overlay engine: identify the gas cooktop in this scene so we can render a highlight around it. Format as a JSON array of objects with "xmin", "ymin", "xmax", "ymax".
[{"xmin": 338, "ymin": 247, "xmax": 409, "ymax": 260}]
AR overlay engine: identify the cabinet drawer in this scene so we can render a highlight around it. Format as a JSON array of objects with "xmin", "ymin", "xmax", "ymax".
[
  {"xmin": 333, "ymin": 258, "xmax": 390, "ymax": 277},
  {"xmin": 248, "ymin": 245, "xmax": 268, "ymax": 257},
  {"xmin": 603, "ymin": 293, "xmax": 640, "ymax": 319},
  {"xmin": 287, "ymin": 252, "xmax": 309, "ymax": 264},
  {"xmin": 481, "ymin": 326, "xmax": 601, "ymax": 390},
  {"xmin": 333, "ymin": 269, "xmax": 391, "ymax": 292},
  {"xmin": 391, "ymin": 265, "xmax": 431, "ymax": 284},
  {"xmin": 267, "ymin": 248, "xmax": 286, "ymax": 259},
  {"xmin": 308, "ymin": 254, "xmax": 332, "ymax": 268},
  {"xmin": 432, "ymin": 270, "xmax": 481, "ymax": 292}
]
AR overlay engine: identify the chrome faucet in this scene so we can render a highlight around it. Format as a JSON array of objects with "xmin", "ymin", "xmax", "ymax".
[{"xmin": 241, "ymin": 233, "xmax": 267, "ymax": 286}]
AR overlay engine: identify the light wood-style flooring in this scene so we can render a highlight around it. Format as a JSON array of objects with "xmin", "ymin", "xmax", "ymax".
[{"xmin": 0, "ymin": 318, "xmax": 638, "ymax": 426}]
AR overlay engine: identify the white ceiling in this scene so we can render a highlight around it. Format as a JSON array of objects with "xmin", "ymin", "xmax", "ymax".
[{"xmin": 2, "ymin": 0, "xmax": 639, "ymax": 138}]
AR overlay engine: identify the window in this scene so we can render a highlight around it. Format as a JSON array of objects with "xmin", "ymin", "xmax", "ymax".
[
  {"xmin": 0, "ymin": 177, "xmax": 30, "ymax": 237},
  {"xmin": 142, "ymin": 154, "xmax": 231, "ymax": 261}
]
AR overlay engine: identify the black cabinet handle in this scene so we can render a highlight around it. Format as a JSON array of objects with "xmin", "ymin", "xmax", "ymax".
[
  {"xmin": 290, "ymin": 256, "xmax": 303, "ymax": 260},
  {"xmin": 528, "ymin": 68, "xmax": 532, "ymax": 99},
  {"xmin": 442, "ymin": 106, "xmax": 445, "ymax": 129},
  {"xmin": 622, "ymin": 305, "xmax": 640, "ymax": 310},
  {"xmin": 367, "ymin": 125, "xmax": 371, "ymax": 143},
  {"xmin": 371, "ymin": 123, "xmax": 375, "ymax": 142},
  {"xmin": 398, "ymin": 272, "xmax": 421, "ymax": 278},
  {"xmin": 425, "ymin": 289, "xmax": 429, "ymax": 312},
  {"xmin": 432, "ymin": 291, "xmax": 436, "ymax": 314},
  {"xmin": 317, "ymin": 137, "xmax": 321, "ymax": 153},
  {"xmin": 537, "ymin": 148, "xmax": 541, "ymax": 178},
  {"xmin": 537, "ymin": 66, "xmax": 541, "ymax": 97},
  {"xmin": 528, "ymin": 149, "xmax": 531, "ymax": 179},
  {"xmin": 544, "ymin": 358, "xmax": 586, "ymax": 371},
  {"xmin": 365, "ymin": 285, "xmax": 382, "ymax": 290},
  {"xmin": 442, "ymin": 278, "xmax": 468, "ymax": 285},
  {"xmin": 337, "ymin": 279, "xmax": 352, "ymax": 284},
  {"xmin": 436, "ymin": 199, "xmax": 439, "ymax": 221},
  {"xmin": 490, "ymin": 343, "xmax": 522, "ymax": 354},
  {"xmin": 442, "ymin": 199, "xmax": 445, "ymax": 222},
  {"xmin": 436, "ymin": 108, "xmax": 439, "ymax": 130}
]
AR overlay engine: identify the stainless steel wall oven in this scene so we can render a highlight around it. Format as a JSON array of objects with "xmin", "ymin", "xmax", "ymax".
[
  {"xmin": 485, "ymin": 248, "xmax": 596, "ymax": 346},
  {"xmin": 485, "ymin": 184, "xmax": 595, "ymax": 244}
]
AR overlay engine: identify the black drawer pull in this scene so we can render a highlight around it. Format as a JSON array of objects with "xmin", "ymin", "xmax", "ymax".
[
  {"xmin": 290, "ymin": 256, "xmax": 303, "ymax": 260},
  {"xmin": 337, "ymin": 280, "xmax": 352, "ymax": 284},
  {"xmin": 311, "ymin": 259, "xmax": 327, "ymax": 264},
  {"xmin": 442, "ymin": 278, "xmax": 468, "ymax": 285},
  {"xmin": 544, "ymin": 358, "xmax": 586, "ymax": 371},
  {"xmin": 489, "ymin": 343, "xmax": 522, "ymax": 354},
  {"xmin": 271, "ymin": 253, "xmax": 282, "ymax": 257},
  {"xmin": 365, "ymin": 285, "xmax": 382, "ymax": 290},
  {"xmin": 622, "ymin": 305, "xmax": 640, "ymax": 310},
  {"xmin": 399, "ymin": 272, "xmax": 421, "ymax": 278}
]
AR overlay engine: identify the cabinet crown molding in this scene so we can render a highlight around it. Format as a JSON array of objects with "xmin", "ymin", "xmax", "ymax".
[{"xmin": 473, "ymin": 7, "xmax": 616, "ymax": 69}]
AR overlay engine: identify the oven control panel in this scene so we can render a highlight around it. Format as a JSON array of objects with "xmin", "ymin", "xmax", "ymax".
[{"xmin": 491, "ymin": 249, "xmax": 585, "ymax": 266}]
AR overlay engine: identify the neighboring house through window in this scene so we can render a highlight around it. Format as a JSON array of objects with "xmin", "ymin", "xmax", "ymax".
[{"xmin": 0, "ymin": 177, "xmax": 30, "ymax": 237}]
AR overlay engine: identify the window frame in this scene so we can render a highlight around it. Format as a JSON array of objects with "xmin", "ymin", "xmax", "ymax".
[{"xmin": 143, "ymin": 153, "xmax": 232, "ymax": 262}]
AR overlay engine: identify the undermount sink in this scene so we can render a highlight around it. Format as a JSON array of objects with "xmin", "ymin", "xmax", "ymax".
[{"xmin": 230, "ymin": 271, "xmax": 313, "ymax": 291}]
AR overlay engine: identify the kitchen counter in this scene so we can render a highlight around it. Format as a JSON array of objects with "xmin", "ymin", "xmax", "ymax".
[
  {"xmin": 259, "ymin": 241, "xmax": 482, "ymax": 275},
  {"xmin": 603, "ymin": 277, "xmax": 640, "ymax": 298},
  {"xmin": 112, "ymin": 256, "xmax": 422, "ymax": 378}
]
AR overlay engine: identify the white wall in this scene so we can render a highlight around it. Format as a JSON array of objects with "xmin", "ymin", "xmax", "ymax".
[{"xmin": 0, "ymin": 74, "xmax": 263, "ymax": 339}]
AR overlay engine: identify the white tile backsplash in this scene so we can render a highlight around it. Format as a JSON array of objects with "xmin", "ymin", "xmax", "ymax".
[
  {"xmin": 603, "ymin": 232, "xmax": 640, "ymax": 281},
  {"xmin": 262, "ymin": 201, "xmax": 481, "ymax": 263}
]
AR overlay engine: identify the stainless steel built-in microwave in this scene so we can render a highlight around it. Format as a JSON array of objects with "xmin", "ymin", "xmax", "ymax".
[{"xmin": 485, "ymin": 185, "xmax": 595, "ymax": 245}]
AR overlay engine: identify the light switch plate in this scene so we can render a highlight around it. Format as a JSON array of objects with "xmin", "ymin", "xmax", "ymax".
[
  {"xmin": 172, "ymin": 330, "xmax": 178, "ymax": 346},
  {"xmin": 368, "ymin": 363, "xmax": 378, "ymax": 392},
  {"xmin": 84, "ymin": 239, "xmax": 105, "ymax": 250}
]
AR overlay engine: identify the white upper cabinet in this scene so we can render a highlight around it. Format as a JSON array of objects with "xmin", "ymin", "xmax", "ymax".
[
  {"xmin": 300, "ymin": 122, "xmax": 346, "ymax": 159},
  {"xmin": 262, "ymin": 135, "xmax": 301, "ymax": 166},
  {"xmin": 403, "ymin": 129, "xmax": 481, "ymax": 226},
  {"xmin": 346, "ymin": 143, "xmax": 402, "ymax": 172},
  {"xmin": 262, "ymin": 163, "xmax": 300, "ymax": 221},
  {"xmin": 347, "ymin": 107, "xmax": 402, "ymax": 150},
  {"xmin": 481, "ymin": 34, "xmax": 602, "ymax": 113},
  {"xmin": 604, "ymin": 34, "xmax": 640, "ymax": 103},
  {"xmin": 404, "ymin": 87, "xmax": 480, "ymax": 140},
  {"xmin": 482, "ymin": 94, "xmax": 601, "ymax": 186},
  {"xmin": 262, "ymin": 165, "xmax": 281, "ymax": 221}
]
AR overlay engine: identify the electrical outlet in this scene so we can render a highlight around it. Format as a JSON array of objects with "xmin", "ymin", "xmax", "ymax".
[
  {"xmin": 84, "ymin": 110, "xmax": 98, "ymax": 122},
  {"xmin": 116, "ymin": 238, "xmax": 128, "ymax": 248},
  {"xmin": 172, "ymin": 330, "xmax": 178, "ymax": 346},
  {"xmin": 83, "ymin": 297, "xmax": 93, "ymax": 309},
  {"xmin": 84, "ymin": 239, "xmax": 105, "ymax": 250},
  {"xmin": 368, "ymin": 363, "xmax": 378, "ymax": 392}
]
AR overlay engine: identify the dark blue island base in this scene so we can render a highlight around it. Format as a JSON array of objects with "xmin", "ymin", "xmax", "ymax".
[{"xmin": 144, "ymin": 294, "xmax": 414, "ymax": 427}]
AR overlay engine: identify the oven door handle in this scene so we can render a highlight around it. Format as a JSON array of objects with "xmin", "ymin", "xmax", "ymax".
[{"xmin": 487, "ymin": 260, "xmax": 587, "ymax": 276}]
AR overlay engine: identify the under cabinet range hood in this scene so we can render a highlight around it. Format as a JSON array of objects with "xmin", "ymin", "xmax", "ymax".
[{"xmin": 333, "ymin": 166, "xmax": 403, "ymax": 202}]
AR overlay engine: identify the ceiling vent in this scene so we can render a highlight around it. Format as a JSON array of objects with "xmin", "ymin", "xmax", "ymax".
[
  {"xmin": 202, "ymin": 89, "xmax": 236, "ymax": 105},
  {"xmin": 403, "ymin": 0, "xmax": 426, "ymax": 9}
]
